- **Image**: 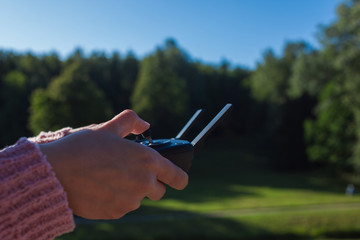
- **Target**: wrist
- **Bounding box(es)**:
[38,142,65,188]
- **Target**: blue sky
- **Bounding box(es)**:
[1,0,342,69]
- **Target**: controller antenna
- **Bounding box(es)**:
[141,129,153,144]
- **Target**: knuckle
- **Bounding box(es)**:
[127,200,141,212]
[141,154,159,170]
[108,211,125,220]
[170,172,189,190]
[126,172,154,195]
[121,109,137,121]
[109,197,142,218]
[153,186,166,201]
[144,183,154,195]
[104,204,126,219]
[132,180,150,195]
[182,174,189,189]
[141,176,157,193]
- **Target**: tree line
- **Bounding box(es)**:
[0,0,359,174]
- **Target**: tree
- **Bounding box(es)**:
[304,82,356,170]
[246,42,317,170]
[247,49,289,105]
[114,52,139,111]
[0,71,29,146]
[29,62,113,134]
[131,40,189,137]
[303,0,360,172]
[288,50,335,99]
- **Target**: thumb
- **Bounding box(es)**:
[101,109,150,137]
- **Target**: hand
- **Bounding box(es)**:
[39,110,188,220]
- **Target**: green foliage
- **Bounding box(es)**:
[118,52,139,110]
[0,40,251,146]
[246,41,317,170]
[242,0,360,173]
[0,71,29,145]
[319,0,360,69]
[2,71,27,91]
[29,62,113,134]
[195,61,254,135]
[19,53,61,89]
[304,82,356,169]
[131,40,190,136]
[247,49,289,104]
[312,0,360,172]
[288,51,335,98]
[249,42,313,105]
[3,0,360,175]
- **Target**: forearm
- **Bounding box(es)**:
[0,138,75,240]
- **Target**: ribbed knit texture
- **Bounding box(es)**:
[0,135,75,239]
[28,127,72,144]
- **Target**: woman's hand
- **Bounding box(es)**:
[39,110,188,220]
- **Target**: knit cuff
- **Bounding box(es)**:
[28,127,73,144]
[0,138,75,240]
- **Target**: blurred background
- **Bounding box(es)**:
[2,0,360,239]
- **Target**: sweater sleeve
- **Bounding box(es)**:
[0,138,75,240]
[28,127,73,144]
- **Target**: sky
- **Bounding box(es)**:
[1,0,342,69]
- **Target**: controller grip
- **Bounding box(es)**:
[156,148,193,172]
[146,139,194,172]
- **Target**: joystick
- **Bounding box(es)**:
[137,104,233,172]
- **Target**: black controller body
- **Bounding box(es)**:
[137,104,232,172]
[140,139,194,172]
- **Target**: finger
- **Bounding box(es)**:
[101,109,150,137]
[147,180,166,201]
[156,156,189,190]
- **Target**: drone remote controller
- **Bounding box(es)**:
[137,104,232,172]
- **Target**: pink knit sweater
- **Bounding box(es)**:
[0,128,75,240]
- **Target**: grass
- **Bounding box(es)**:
[60,209,360,240]
[57,136,360,240]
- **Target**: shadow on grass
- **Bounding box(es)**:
[59,206,360,240]
[61,212,270,240]
[161,135,350,204]
[61,212,293,240]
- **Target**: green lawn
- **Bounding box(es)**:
[58,137,360,240]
